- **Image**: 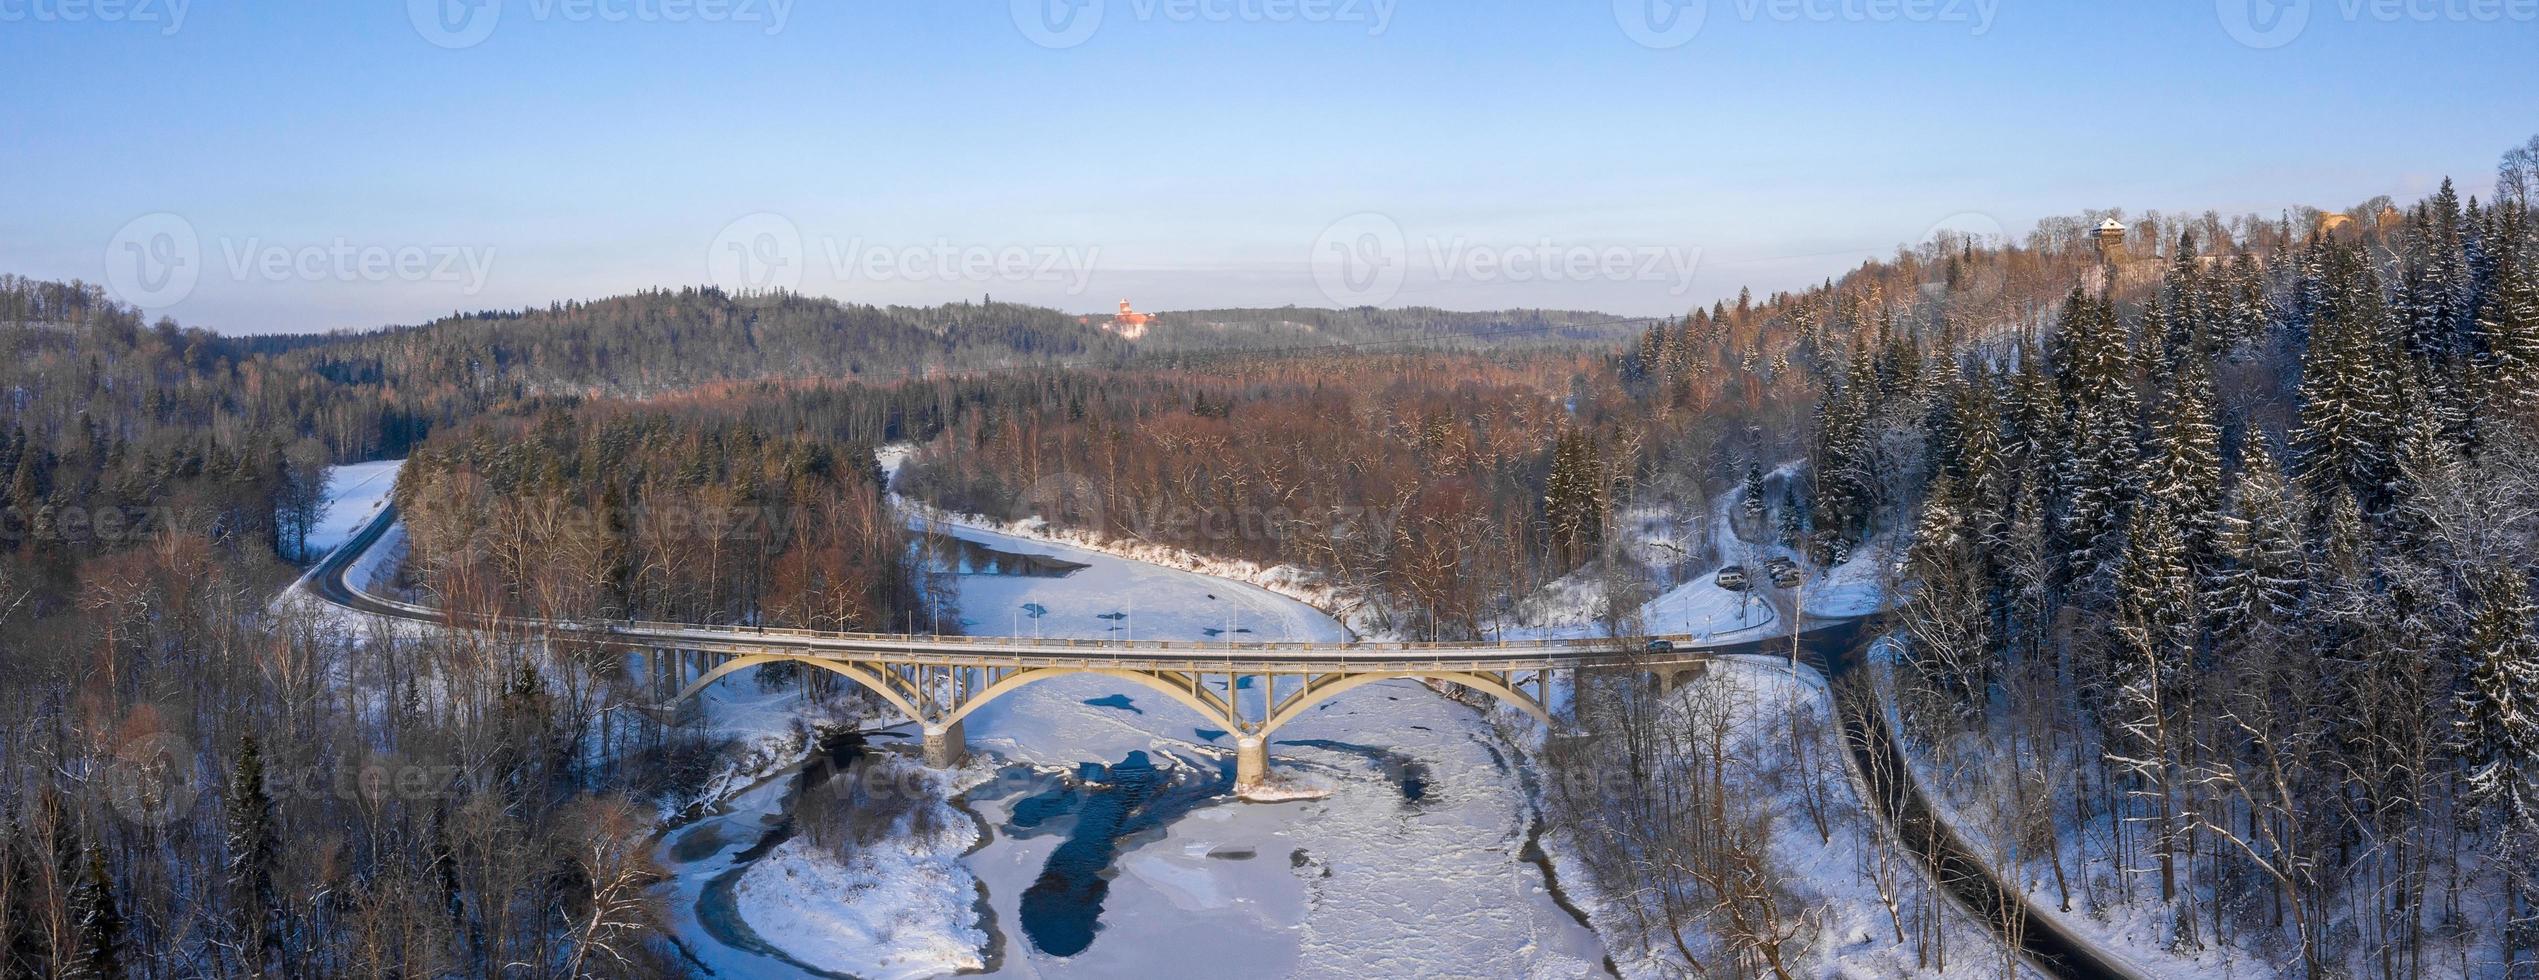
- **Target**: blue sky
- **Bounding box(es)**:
[3,0,2534,332]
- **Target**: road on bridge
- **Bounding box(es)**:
[300,501,2144,980]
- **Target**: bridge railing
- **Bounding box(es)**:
[320,503,1770,666]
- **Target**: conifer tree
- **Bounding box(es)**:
[2474,227,2539,432]
[2456,567,2539,832]
[2057,289,2140,581]
[66,846,118,980]
[2210,444,2306,648]
[2143,359,2223,578]
[1544,430,1604,565]
[225,735,281,968]
[2295,245,2403,508]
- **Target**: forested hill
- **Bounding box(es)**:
[1130,305,1643,352]
[279,287,1130,398]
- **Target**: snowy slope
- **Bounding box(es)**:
[297,459,403,561]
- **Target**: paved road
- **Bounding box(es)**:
[1818,630,2152,980]
[304,502,1851,672]
[306,501,2145,979]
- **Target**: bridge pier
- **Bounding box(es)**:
[923,719,967,769]
[1234,735,1269,793]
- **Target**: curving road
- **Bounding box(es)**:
[301,500,2144,979]
[303,502,1843,673]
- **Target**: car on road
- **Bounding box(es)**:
[1645,638,1676,654]
[1715,566,1750,590]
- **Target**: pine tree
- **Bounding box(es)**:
[2474,227,2539,433]
[1543,431,1603,565]
[1740,463,1767,525]
[2057,289,2140,581]
[2117,502,2198,691]
[224,735,281,968]
[2456,567,2539,833]
[2210,444,2306,649]
[2389,393,2464,550]
[1904,473,1992,722]
[65,846,118,980]
[0,807,49,979]
[2142,359,2223,578]
[2295,244,2403,509]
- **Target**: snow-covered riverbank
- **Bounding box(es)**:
[720,516,1608,977]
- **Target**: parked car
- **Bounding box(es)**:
[1715,566,1750,590]
[1765,556,1802,588]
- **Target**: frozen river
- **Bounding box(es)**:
[672,517,1610,978]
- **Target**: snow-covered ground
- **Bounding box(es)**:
[1551,654,2031,979]
[922,521,1350,646]
[731,755,988,980]
[716,516,1606,978]
[298,459,402,561]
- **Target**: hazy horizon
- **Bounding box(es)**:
[6,1,2535,333]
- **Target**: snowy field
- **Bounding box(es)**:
[297,459,402,561]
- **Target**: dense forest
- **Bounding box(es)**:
[3,133,2537,977]
[1533,175,2539,975]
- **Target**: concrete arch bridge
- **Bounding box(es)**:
[305,505,1760,792]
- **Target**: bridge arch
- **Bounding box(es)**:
[1260,670,1551,737]
[667,653,928,725]
[939,667,1238,732]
